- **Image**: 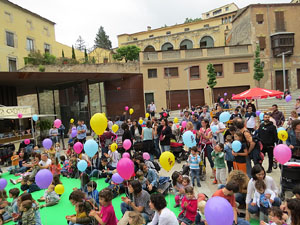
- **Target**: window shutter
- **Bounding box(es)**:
[258,37,266,50]
[190,66,199,78]
[256,14,264,24]
[275,11,285,32]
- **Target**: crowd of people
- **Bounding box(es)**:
[0,98,300,225]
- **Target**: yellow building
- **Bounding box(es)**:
[291,0,300,3]
[88,47,115,64]
[0,0,84,72]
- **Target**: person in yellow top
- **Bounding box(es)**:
[66,202,89,223]
[9,151,19,173]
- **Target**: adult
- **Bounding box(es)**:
[150,102,156,118]
[39,153,52,169]
[210,115,225,144]
[131,120,142,143]
[215,106,223,120]
[199,107,211,122]
[58,123,66,150]
[212,180,250,225]
[257,114,278,173]
[49,125,59,144]
[245,165,281,221]
[120,180,154,223]
[120,111,127,122]
[181,111,192,124]
[244,106,256,133]
[152,117,161,159]
[142,121,154,160]
[284,88,290,99]
[148,193,178,225]
[286,198,300,225]
[230,108,242,121]
[224,99,232,109]
[295,98,300,116]
[156,118,172,152]
[286,119,300,159]
[99,128,116,157]
[288,111,299,129]
[224,125,236,141]
[191,114,201,131]
[77,120,87,144]
[270,104,285,127]
[140,163,158,194]
[246,100,256,113]
[107,117,113,132]
[121,122,133,155]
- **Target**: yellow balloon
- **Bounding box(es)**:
[129,108,134,115]
[278,130,288,141]
[90,113,108,135]
[145,113,150,118]
[174,117,178,124]
[112,124,119,133]
[110,143,118,152]
[139,119,143,125]
[159,151,175,172]
[55,184,64,195]
[70,118,74,123]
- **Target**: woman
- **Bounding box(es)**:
[99,128,116,157]
[156,118,172,152]
[286,198,300,225]
[142,121,154,160]
[288,111,300,130]
[245,165,281,221]
[49,125,58,144]
[148,193,178,225]
[130,120,142,143]
[295,98,300,116]
[286,119,300,158]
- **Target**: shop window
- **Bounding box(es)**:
[190,66,200,79]
[214,64,223,77]
[6,31,14,47]
[164,67,178,77]
[148,69,157,78]
[234,63,249,73]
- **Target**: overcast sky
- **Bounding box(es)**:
[10,0,290,48]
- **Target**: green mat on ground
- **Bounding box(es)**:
[2,172,259,225]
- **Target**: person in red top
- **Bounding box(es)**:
[212,181,250,225]
[49,157,61,175]
[89,188,118,225]
[178,186,198,225]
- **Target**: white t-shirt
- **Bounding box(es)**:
[246,112,256,129]
[108,150,120,168]
[39,159,52,167]
[147,208,179,225]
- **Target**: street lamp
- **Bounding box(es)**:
[277,50,292,91]
[184,66,192,110]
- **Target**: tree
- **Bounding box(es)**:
[184,17,202,24]
[94,26,112,49]
[84,48,88,63]
[62,50,65,58]
[113,45,140,62]
[207,63,217,103]
[72,45,76,59]
[75,35,86,51]
[253,45,264,87]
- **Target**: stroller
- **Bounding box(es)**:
[170,141,187,163]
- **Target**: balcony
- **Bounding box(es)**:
[141,45,252,63]
[270,32,294,57]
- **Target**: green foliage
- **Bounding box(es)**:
[84,48,88,63]
[57,57,78,65]
[43,53,56,65]
[184,17,202,24]
[91,57,96,64]
[207,63,217,88]
[94,26,112,49]
[62,50,65,58]
[253,45,264,86]
[39,65,45,72]
[36,119,52,131]
[24,51,56,65]
[72,45,76,59]
[75,35,86,51]
[112,45,140,62]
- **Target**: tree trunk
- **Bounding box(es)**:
[211,88,214,105]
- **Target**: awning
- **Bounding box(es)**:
[232,87,283,100]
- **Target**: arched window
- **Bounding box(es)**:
[161,42,174,51]
[200,36,214,48]
[180,39,193,50]
[144,45,155,52]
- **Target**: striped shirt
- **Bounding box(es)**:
[188,154,201,170]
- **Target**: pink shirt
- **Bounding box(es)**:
[99,203,118,225]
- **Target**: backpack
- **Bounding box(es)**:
[244,130,263,164]
[151,160,161,172]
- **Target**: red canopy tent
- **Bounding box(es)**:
[232,87,283,100]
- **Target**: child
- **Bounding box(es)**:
[49,157,61,175]
[73,172,90,193]
[60,155,70,177]
[66,144,73,159]
[232,131,248,174]
[260,207,286,225]
[105,145,120,170]
[55,142,61,159]
[89,188,118,225]
[66,202,89,225]
[177,186,198,225]
[251,180,275,222]
[292,184,300,199]
[20,200,35,225]
[9,151,19,174]
[68,154,79,178]
[48,146,56,158]
[26,177,41,193]
[211,143,226,185]
[128,211,145,225]
[188,146,201,187]
[52,174,62,186]
[87,181,99,206]
[195,200,207,225]
[174,176,191,208]
[4,188,20,220]
[33,146,41,154]
[40,184,60,208]
[20,176,30,192]
[224,135,234,173]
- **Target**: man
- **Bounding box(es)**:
[245,106,256,133]
[58,123,66,150]
[77,120,87,144]
[258,114,278,173]
[212,181,250,225]
[149,102,156,117]
[215,105,223,120]
[230,108,242,121]
[181,110,192,123]
[191,114,201,131]
[211,115,226,144]
[39,153,52,169]
[270,104,285,127]
[200,107,211,122]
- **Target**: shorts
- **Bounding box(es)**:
[233,161,247,174]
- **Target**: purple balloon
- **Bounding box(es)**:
[0,179,7,190]
[256,110,261,116]
[35,169,53,189]
[72,127,77,131]
[285,95,292,102]
[224,92,227,96]
[204,196,234,225]
[112,173,124,184]
[71,129,77,138]
[42,138,52,149]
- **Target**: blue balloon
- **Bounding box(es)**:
[232,141,242,152]
[77,160,87,172]
[84,139,98,157]
[182,131,196,148]
[277,127,285,132]
[211,125,218,133]
[219,112,231,123]
[259,113,264,121]
[32,114,38,122]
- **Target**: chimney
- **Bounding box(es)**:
[147,26,151,31]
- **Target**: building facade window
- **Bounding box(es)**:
[234,63,249,73]
[225,7,229,11]
[133,37,138,40]
[190,66,200,79]
[144,45,155,52]
[200,36,214,48]
[275,11,285,32]
[44,43,51,53]
[166,31,171,35]
[214,64,223,77]
[204,24,209,28]
[8,58,17,72]
[26,38,34,51]
[164,67,178,77]
[6,31,14,47]
[5,11,13,22]
[224,17,228,23]
[180,39,193,50]
[184,28,190,32]
[161,42,174,51]
[149,34,154,38]
[256,14,264,24]
[229,16,232,22]
[213,9,222,16]
[148,69,157,78]
[258,37,266,50]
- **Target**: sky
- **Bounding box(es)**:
[10,0,290,49]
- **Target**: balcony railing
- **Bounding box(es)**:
[162,50,181,59]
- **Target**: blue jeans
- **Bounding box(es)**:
[69,222,83,225]
[154,138,161,158]
[190,169,200,186]
[248,197,281,214]
[120,203,149,223]
[246,156,252,178]
[205,145,214,169]
[235,192,246,206]
[2,212,11,221]
[236,217,250,225]
[161,145,170,152]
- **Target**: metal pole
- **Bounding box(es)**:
[282,53,286,91]
[186,68,191,109]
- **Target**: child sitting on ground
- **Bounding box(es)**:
[47,146,56,158]
[136,171,147,190]
[128,211,145,225]
[66,202,89,224]
[87,181,99,207]
[26,177,40,193]
[73,172,90,193]
[60,155,70,177]
[174,176,191,208]
[292,184,300,199]
[224,135,234,173]
[20,200,35,225]
[9,151,19,174]
[2,188,20,222]
[195,200,207,225]
[49,157,61,175]
[66,144,73,159]
[68,154,79,178]
[39,184,60,208]
[89,188,118,225]
[260,207,286,225]
[211,143,227,185]
[177,186,198,225]
[252,180,275,222]
[33,145,41,154]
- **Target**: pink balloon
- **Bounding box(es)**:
[125,106,129,111]
[122,152,130,158]
[117,158,134,180]
[24,139,30,145]
[220,98,224,102]
[123,139,131,151]
[74,142,83,154]
[274,144,292,164]
[163,112,167,117]
[143,152,150,160]
[54,119,62,129]
[182,121,187,128]
[178,104,181,108]
[192,111,195,115]
[232,94,235,97]
[17,113,23,119]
